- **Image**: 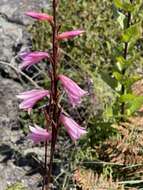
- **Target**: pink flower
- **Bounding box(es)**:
[25,11,53,23]
[16,89,50,112]
[19,51,50,70]
[28,125,51,143]
[60,114,87,141]
[59,75,88,107]
[56,30,85,40]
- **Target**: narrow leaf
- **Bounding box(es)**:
[121,23,142,43]
[100,72,117,90]
[113,71,122,81]
[127,96,143,115]
[120,94,136,103]
[117,11,126,29]
[113,0,135,12]
[116,56,132,71]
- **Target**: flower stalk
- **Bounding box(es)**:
[17,0,87,189]
[45,0,59,189]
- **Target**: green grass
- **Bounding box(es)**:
[6,183,26,190]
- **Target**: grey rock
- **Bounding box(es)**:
[0,0,51,189]
[0,0,50,78]
[0,78,45,189]
[0,77,23,128]
[0,16,25,79]
[0,0,50,25]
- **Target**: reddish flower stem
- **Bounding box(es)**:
[44,0,59,189]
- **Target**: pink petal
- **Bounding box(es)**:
[57,30,85,40]
[17,89,49,110]
[28,125,51,144]
[35,124,48,133]
[19,51,50,70]
[60,114,87,141]
[25,11,53,22]
[19,98,37,109]
[29,126,47,135]
[16,89,49,100]
[59,75,88,107]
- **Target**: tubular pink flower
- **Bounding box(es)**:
[60,114,87,141]
[28,125,51,143]
[59,75,88,107]
[16,89,50,111]
[56,30,85,40]
[19,51,50,70]
[25,11,53,22]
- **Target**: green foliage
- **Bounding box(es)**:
[121,23,142,43]
[6,183,26,190]
[119,93,143,115]
[113,71,123,82]
[88,119,117,146]
[114,0,141,12]
[127,95,143,115]
[116,11,126,29]
[116,56,132,71]
[109,0,143,120]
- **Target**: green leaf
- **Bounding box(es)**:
[121,23,142,43]
[117,11,125,29]
[113,0,123,9]
[113,8,125,29]
[113,0,135,12]
[119,94,143,115]
[116,56,132,71]
[120,93,136,103]
[113,71,123,81]
[105,105,113,118]
[125,75,142,88]
[100,72,117,90]
[127,96,143,115]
